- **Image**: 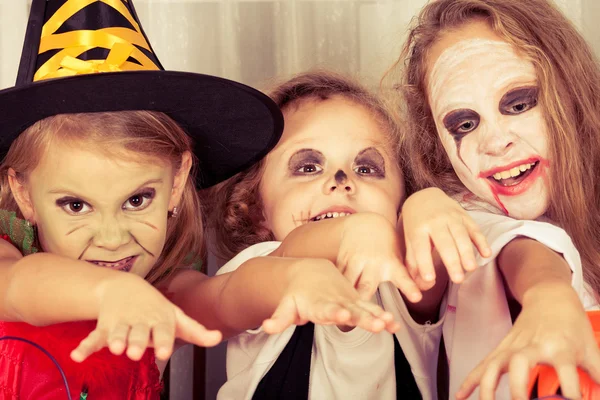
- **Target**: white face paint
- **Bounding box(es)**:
[428,37,550,220]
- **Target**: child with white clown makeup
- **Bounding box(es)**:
[208,70,493,400]
[387,0,600,399]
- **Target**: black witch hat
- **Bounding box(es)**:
[0,0,283,188]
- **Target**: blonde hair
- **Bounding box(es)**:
[209,70,404,260]
[385,0,600,297]
[0,111,204,284]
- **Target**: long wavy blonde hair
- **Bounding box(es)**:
[0,111,204,284]
[385,0,600,297]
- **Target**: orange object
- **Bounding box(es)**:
[528,311,600,399]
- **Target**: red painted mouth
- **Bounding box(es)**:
[480,158,547,197]
[87,256,137,272]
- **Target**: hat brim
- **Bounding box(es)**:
[0,70,283,188]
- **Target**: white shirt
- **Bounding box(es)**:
[443,210,599,399]
[216,241,443,400]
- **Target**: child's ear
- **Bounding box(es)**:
[7,168,35,222]
[168,151,193,211]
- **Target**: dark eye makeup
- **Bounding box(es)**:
[287,146,389,178]
[499,86,538,115]
[354,147,386,178]
[441,86,538,137]
[288,149,325,176]
[443,109,480,137]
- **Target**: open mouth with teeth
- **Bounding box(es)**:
[311,211,352,222]
[488,161,539,187]
[88,256,136,272]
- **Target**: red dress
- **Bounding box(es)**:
[0,321,162,399]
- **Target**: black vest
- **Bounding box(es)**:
[252,322,423,400]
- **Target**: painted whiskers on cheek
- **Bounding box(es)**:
[66,224,87,236]
[139,220,159,231]
[127,217,163,258]
[78,242,91,261]
[132,235,156,258]
[78,219,160,260]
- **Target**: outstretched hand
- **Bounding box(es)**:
[261,257,400,334]
[71,274,222,363]
[456,283,600,400]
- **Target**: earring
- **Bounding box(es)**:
[25,220,31,228]
[171,207,178,218]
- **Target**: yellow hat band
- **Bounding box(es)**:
[34,0,159,81]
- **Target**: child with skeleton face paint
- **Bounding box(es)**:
[208,70,492,400]
[388,0,600,399]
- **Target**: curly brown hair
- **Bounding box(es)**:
[384,0,600,297]
[208,70,404,260]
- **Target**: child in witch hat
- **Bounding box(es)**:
[0,1,397,399]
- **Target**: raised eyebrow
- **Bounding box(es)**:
[442,109,480,130]
[499,86,538,109]
[288,148,325,167]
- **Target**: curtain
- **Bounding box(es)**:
[0,0,28,89]
[132,0,427,90]
[2,0,599,90]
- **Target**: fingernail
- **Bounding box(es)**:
[424,273,434,281]
[453,273,464,282]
